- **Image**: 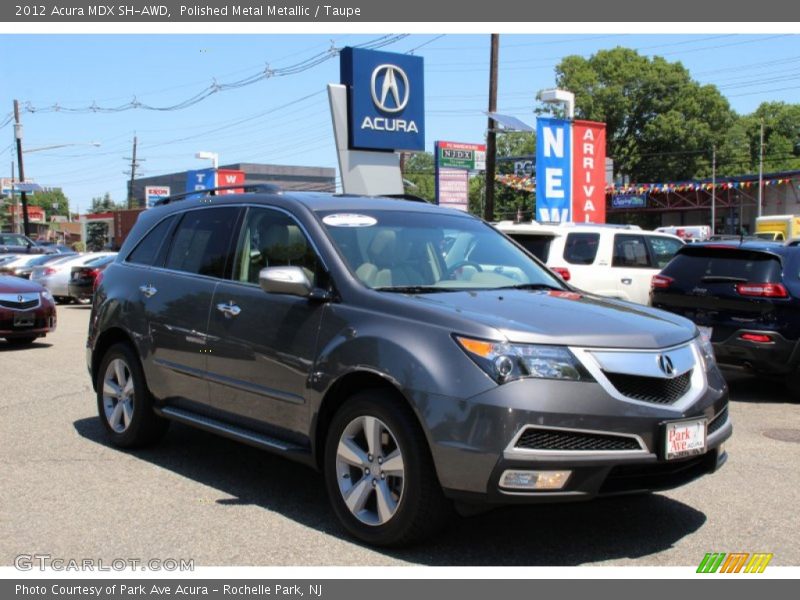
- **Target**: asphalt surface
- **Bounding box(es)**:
[2,305,799,567]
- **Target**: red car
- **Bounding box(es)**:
[0,275,57,346]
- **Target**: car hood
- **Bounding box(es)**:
[408,288,696,349]
[0,275,45,294]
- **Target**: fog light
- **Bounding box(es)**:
[500,469,571,490]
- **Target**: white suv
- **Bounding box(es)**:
[494,221,684,305]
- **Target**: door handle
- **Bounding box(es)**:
[139,284,157,298]
[621,278,632,285]
[216,302,242,318]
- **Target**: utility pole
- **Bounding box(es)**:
[13,100,31,237]
[484,33,499,222]
[711,146,716,235]
[124,135,143,209]
[757,119,765,219]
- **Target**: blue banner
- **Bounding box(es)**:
[535,117,571,223]
[340,47,425,152]
[185,168,216,199]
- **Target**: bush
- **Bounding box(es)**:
[71,241,86,252]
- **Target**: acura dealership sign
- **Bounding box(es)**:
[340,47,425,151]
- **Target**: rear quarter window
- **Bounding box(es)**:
[508,234,554,262]
[563,233,600,265]
[646,236,684,269]
[126,216,176,267]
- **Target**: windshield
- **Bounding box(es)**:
[319,209,564,291]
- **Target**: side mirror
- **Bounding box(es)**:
[259,266,313,297]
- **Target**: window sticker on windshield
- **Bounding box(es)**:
[322,214,377,228]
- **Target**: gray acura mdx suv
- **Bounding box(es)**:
[87,189,731,546]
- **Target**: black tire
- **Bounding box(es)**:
[324,389,452,547]
[96,342,169,448]
[54,296,70,305]
[5,336,38,346]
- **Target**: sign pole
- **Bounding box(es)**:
[13,100,31,237]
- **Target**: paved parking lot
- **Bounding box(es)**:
[2,305,799,566]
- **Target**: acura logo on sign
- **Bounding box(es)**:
[370,64,409,113]
[658,354,676,377]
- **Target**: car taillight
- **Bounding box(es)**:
[43,267,57,276]
[551,267,571,281]
[735,282,788,298]
[651,274,674,290]
[739,333,774,343]
[93,269,105,290]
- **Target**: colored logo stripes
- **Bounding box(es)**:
[697,552,773,573]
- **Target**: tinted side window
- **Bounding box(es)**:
[646,236,683,269]
[232,207,323,286]
[613,234,651,268]
[510,234,553,262]
[126,216,176,266]
[164,207,240,278]
[563,233,600,265]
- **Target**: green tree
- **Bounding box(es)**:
[402,152,435,202]
[88,192,122,214]
[720,103,800,175]
[86,221,109,251]
[27,188,70,217]
[550,47,736,182]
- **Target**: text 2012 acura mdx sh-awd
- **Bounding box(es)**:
[87,189,731,546]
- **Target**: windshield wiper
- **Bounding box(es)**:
[495,283,564,291]
[700,275,748,283]
[374,285,456,294]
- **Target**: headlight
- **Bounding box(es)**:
[455,336,594,384]
[697,334,716,370]
[41,290,53,301]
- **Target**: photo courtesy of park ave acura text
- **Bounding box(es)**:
[1,19,799,575]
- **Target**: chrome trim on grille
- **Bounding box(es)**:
[569,340,707,411]
[504,424,649,460]
[0,292,41,311]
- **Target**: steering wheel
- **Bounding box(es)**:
[446,261,484,279]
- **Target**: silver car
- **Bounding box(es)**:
[31,252,116,303]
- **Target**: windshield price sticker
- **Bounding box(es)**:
[323,214,378,228]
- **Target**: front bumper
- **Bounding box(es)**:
[0,305,57,338]
[417,362,730,504]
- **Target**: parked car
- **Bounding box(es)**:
[655,225,711,242]
[0,275,57,346]
[68,255,115,302]
[650,243,800,390]
[87,190,729,546]
[0,233,52,256]
[31,252,116,304]
[36,241,76,254]
[0,252,76,278]
[494,221,684,305]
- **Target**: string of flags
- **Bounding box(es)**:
[495,174,800,195]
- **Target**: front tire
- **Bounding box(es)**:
[324,390,452,546]
[96,342,168,448]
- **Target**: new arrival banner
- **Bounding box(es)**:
[571,120,607,224]
[535,117,571,223]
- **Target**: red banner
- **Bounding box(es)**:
[571,120,606,224]
[216,169,245,194]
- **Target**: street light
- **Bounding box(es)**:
[538,89,575,120]
[195,151,219,189]
[24,141,101,154]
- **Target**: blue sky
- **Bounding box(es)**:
[1,33,798,214]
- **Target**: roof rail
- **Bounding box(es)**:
[154,183,282,207]
[381,193,430,203]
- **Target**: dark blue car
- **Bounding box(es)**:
[651,241,800,391]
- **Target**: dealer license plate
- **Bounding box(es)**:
[13,313,35,328]
[665,418,707,460]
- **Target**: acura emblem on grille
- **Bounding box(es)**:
[17,295,24,303]
[657,354,676,377]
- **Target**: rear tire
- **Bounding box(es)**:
[96,342,169,448]
[324,389,452,547]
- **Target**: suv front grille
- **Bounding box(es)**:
[515,428,642,452]
[604,370,692,404]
